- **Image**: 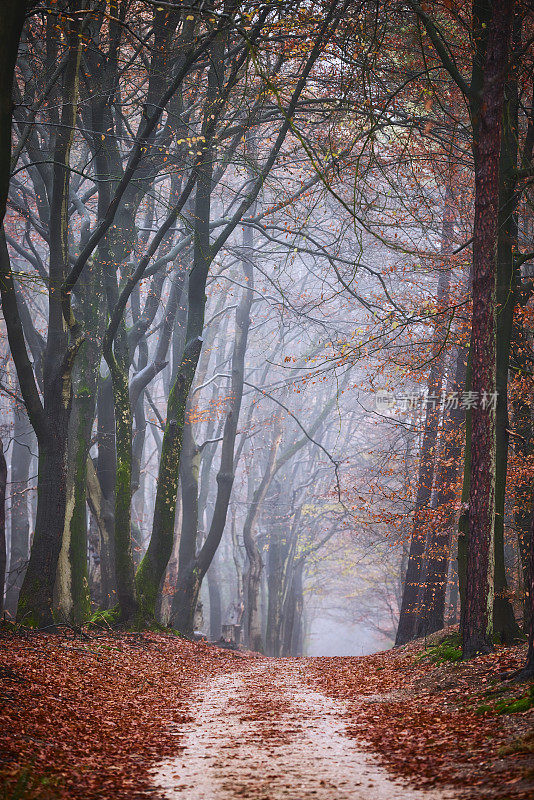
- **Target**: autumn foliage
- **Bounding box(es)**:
[0,631,245,799]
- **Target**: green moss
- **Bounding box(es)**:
[89,606,121,628]
[476,684,534,715]
[15,608,40,629]
[87,606,182,635]
[418,634,462,664]
[129,614,182,635]
[498,696,531,713]
[135,554,158,620]
[69,450,91,624]
[495,685,534,714]
[16,583,47,628]
[482,683,510,698]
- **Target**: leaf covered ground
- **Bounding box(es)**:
[0,630,532,799]
[307,635,534,800]
[0,631,244,799]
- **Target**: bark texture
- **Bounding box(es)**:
[463,0,513,659]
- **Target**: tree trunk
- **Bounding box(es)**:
[243,425,282,652]
[265,524,283,657]
[395,204,453,645]
[138,333,202,622]
[462,0,513,659]
[207,556,222,641]
[15,14,82,627]
[131,397,146,571]
[18,414,70,627]
[493,27,523,643]
[87,512,101,607]
[86,456,115,608]
[0,438,7,615]
[5,406,34,616]
[456,0,494,632]
[170,223,252,635]
[170,413,201,634]
[103,331,138,624]
[131,297,148,571]
[55,263,104,623]
[137,22,228,623]
[54,392,93,624]
[156,489,182,626]
[281,560,304,656]
[96,376,116,606]
[416,344,467,636]
[265,493,295,659]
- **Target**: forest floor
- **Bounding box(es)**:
[0,630,533,800]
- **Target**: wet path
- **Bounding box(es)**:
[153,660,454,800]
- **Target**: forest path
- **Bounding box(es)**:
[153,658,454,800]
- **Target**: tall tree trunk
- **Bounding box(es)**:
[55,391,93,624]
[170,410,201,633]
[0,438,7,615]
[230,507,244,615]
[281,560,304,657]
[137,23,228,622]
[168,321,228,633]
[413,0,496,641]
[95,378,116,607]
[265,509,284,658]
[243,424,283,652]
[87,512,101,607]
[207,555,222,641]
[131,386,147,569]
[131,292,148,570]
[417,344,467,636]
[5,406,34,615]
[55,262,104,623]
[16,17,82,626]
[103,324,138,624]
[171,270,252,632]
[492,23,523,643]
[174,145,259,643]
[19,418,70,626]
[462,0,513,659]
[454,0,494,630]
[457,340,473,629]
[395,200,453,645]
[138,203,210,623]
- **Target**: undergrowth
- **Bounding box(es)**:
[476,683,534,716]
[418,633,462,664]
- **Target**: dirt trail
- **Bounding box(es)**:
[153,659,455,800]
